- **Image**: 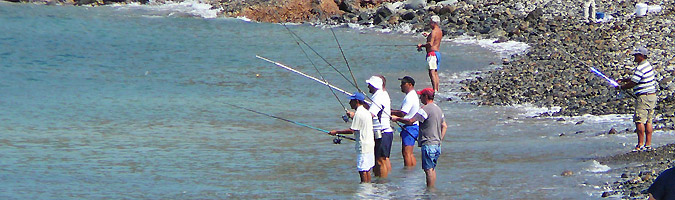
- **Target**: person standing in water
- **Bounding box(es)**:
[392,88,447,188]
[329,92,375,183]
[392,76,420,167]
[417,15,443,92]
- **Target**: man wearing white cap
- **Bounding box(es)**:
[417,15,443,92]
[365,75,394,178]
[617,46,658,152]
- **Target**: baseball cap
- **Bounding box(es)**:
[366,76,383,90]
[631,47,649,57]
[431,15,441,23]
[417,87,435,97]
[398,76,415,86]
[349,92,366,101]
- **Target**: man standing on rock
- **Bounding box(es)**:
[417,15,443,92]
[392,76,420,167]
[617,47,658,152]
[392,88,447,188]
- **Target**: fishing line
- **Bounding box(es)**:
[224,102,355,142]
[281,24,360,90]
[284,26,350,120]
[330,27,362,94]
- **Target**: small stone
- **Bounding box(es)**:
[575,120,584,125]
[561,170,573,176]
[621,173,628,178]
[608,128,618,135]
[557,118,565,122]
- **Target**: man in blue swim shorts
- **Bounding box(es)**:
[392,76,421,167]
[392,88,447,188]
[417,15,443,92]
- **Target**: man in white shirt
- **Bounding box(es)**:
[365,75,394,178]
[329,92,375,183]
[392,76,420,167]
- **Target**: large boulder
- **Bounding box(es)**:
[336,0,361,14]
[404,0,426,9]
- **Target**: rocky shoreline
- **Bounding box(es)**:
[4,0,675,198]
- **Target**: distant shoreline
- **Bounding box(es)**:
[5,0,675,198]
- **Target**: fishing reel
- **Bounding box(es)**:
[342,115,349,123]
[333,137,342,144]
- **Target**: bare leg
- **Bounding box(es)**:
[636,122,645,147]
[359,171,371,183]
[376,157,388,178]
[385,157,391,176]
[429,69,439,92]
[373,155,381,177]
[645,122,653,146]
[424,168,436,188]
[402,145,416,167]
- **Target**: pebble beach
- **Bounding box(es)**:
[5,0,675,198]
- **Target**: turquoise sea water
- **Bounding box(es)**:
[2,2,675,199]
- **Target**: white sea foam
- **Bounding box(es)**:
[112,0,220,19]
[586,160,611,173]
[451,35,530,58]
[508,103,561,117]
[236,16,252,22]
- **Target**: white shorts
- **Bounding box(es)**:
[356,152,375,172]
[427,56,438,70]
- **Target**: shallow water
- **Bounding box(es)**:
[1,2,674,199]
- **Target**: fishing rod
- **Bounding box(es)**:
[330,27,362,94]
[281,25,361,91]
[558,48,637,99]
[224,102,356,143]
[256,56,406,132]
[256,55,355,97]
[363,44,418,47]
[284,25,350,123]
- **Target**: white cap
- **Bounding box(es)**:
[631,47,649,57]
[366,76,383,90]
[431,15,441,23]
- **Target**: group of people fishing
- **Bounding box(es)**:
[329,75,446,187]
[326,15,447,187]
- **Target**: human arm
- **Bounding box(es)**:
[391,109,406,117]
[391,115,417,125]
[329,129,355,135]
[648,193,655,200]
[440,120,447,141]
[616,78,637,90]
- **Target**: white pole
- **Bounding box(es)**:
[256,55,353,96]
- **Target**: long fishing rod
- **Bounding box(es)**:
[327,28,405,135]
[558,48,637,99]
[363,44,418,47]
[330,27,362,94]
[256,55,354,97]
[281,25,360,91]
[224,102,355,142]
[256,56,405,131]
[285,25,350,118]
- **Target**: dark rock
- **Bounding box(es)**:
[401,11,416,21]
[338,0,360,14]
[608,128,618,135]
[525,7,543,23]
[575,120,584,125]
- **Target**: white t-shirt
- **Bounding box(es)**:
[351,105,375,154]
[368,90,393,134]
[401,90,420,125]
